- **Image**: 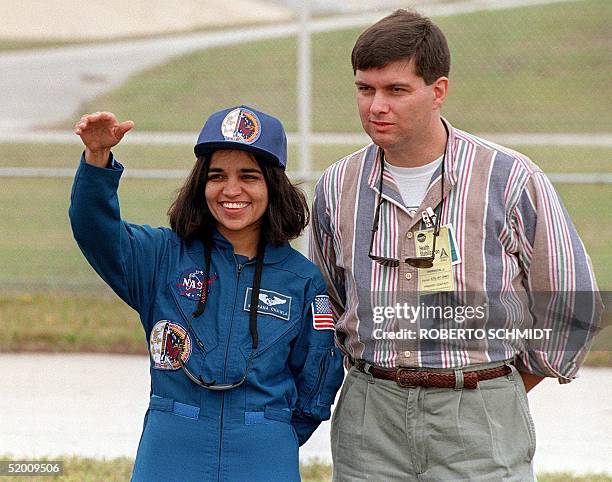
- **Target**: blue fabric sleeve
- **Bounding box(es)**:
[289,275,344,446]
[69,154,170,316]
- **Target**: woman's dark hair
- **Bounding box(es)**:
[168,153,309,245]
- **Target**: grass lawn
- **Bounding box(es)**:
[0,177,178,288]
[2,0,611,364]
[0,174,609,361]
[0,457,609,482]
[72,0,611,134]
[2,289,608,363]
[0,142,361,171]
[0,173,609,288]
[0,292,147,354]
[1,142,610,173]
[507,146,612,174]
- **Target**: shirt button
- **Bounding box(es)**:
[405,272,412,280]
[404,351,411,358]
[406,232,413,239]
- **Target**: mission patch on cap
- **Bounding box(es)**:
[221,107,261,144]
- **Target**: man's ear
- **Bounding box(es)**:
[432,77,449,109]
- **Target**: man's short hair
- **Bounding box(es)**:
[351,9,451,85]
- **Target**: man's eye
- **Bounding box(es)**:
[357,86,371,92]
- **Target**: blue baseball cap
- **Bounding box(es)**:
[194,105,287,169]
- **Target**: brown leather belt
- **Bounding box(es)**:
[352,359,512,389]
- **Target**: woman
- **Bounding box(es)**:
[70,106,344,481]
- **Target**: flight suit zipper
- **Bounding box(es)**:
[222,261,245,375]
[218,259,252,481]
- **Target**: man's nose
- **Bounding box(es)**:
[370,92,389,115]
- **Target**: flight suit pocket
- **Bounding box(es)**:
[168,281,219,355]
[149,395,200,420]
[304,348,344,410]
[238,313,299,359]
[134,407,211,481]
[244,406,293,425]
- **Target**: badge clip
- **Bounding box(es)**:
[421,209,433,229]
[426,207,437,224]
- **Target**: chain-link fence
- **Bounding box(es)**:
[0,0,610,292]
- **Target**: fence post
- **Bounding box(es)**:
[297,1,312,255]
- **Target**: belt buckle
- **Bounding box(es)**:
[396,368,418,388]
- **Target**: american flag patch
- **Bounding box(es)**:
[312,295,334,331]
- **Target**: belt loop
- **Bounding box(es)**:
[454,369,464,390]
[363,362,375,384]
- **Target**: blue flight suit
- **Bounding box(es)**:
[69,157,344,481]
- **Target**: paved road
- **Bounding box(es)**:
[1,353,610,475]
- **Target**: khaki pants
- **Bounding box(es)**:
[331,362,536,481]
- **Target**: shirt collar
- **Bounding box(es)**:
[367,116,459,195]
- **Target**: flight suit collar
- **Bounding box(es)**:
[185,228,292,266]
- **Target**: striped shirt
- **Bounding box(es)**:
[310,118,603,383]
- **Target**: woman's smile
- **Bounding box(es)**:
[205,149,268,250]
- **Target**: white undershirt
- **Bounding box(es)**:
[384,156,443,217]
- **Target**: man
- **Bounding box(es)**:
[310,9,602,481]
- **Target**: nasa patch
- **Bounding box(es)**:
[176,268,217,300]
[221,107,261,144]
[243,288,291,321]
[149,320,192,370]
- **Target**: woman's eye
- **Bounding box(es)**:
[207,174,223,181]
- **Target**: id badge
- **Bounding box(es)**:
[414,226,454,292]
[447,224,461,266]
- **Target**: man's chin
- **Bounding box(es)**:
[368,137,393,151]
[365,130,393,148]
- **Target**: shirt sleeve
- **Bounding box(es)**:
[309,177,346,319]
[288,277,344,446]
[511,171,604,383]
[69,153,169,316]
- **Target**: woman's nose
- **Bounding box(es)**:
[222,177,242,196]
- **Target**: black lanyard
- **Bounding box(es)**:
[180,239,265,390]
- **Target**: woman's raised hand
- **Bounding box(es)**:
[74,112,134,167]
